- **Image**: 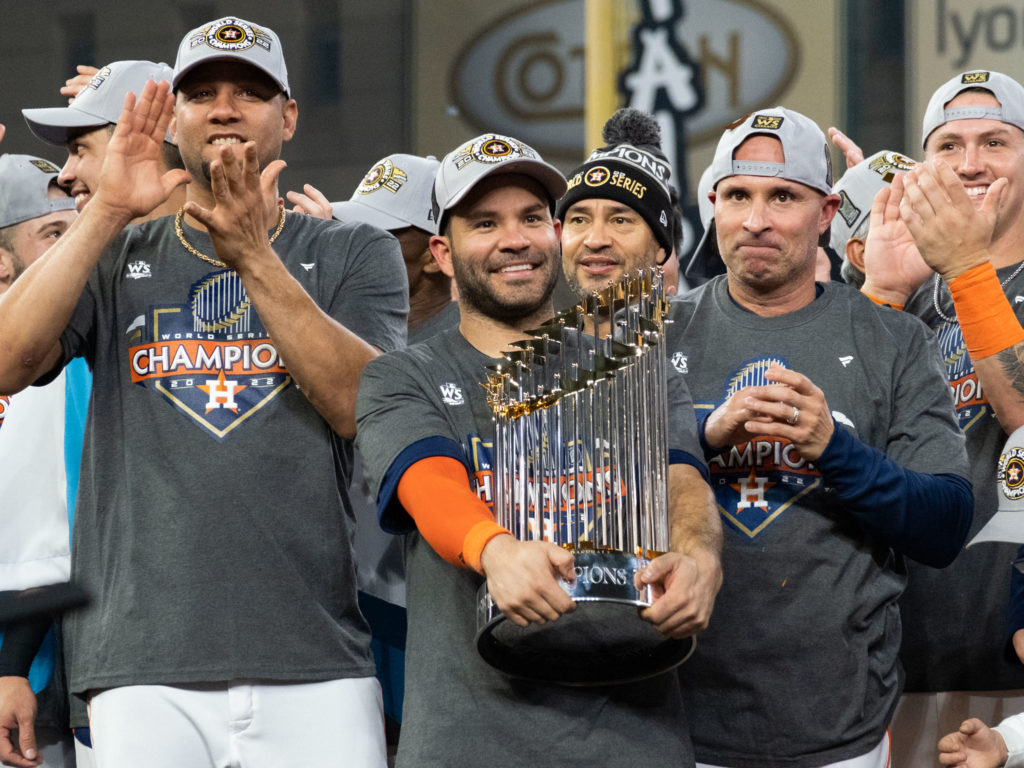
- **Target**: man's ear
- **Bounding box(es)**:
[281,100,298,142]
[420,246,442,275]
[846,237,866,273]
[0,249,15,293]
[429,234,455,279]
[819,193,841,235]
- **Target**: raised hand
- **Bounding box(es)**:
[861,173,934,303]
[900,159,1003,281]
[286,183,333,220]
[828,127,865,169]
[92,79,190,224]
[59,65,99,103]
[937,718,1008,768]
[182,141,286,271]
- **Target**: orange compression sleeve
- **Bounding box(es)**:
[862,292,904,311]
[949,263,1024,360]
[396,456,510,574]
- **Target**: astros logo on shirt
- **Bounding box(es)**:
[128,269,291,440]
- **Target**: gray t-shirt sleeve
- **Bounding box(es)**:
[355,347,465,530]
[883,309,968,477]
[320,222,408,354]
[666,360,705,475]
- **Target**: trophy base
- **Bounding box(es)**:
[475,550,695,686]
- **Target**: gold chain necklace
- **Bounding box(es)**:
[175,205,287,269]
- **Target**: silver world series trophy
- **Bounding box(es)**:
[477,268,694,685]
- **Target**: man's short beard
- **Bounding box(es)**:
[453,250,559,323]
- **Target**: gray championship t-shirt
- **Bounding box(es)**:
[667,277,967,768]
[900,266,1024,692]
[356,326,705,768]
[58,213,408,694]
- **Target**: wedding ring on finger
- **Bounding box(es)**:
[787,406,800,426]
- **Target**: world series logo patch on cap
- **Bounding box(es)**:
[752,114,784,130]
[453,134,534,171]
[191,18,272,53]
[868,151,915,184]
[358,159,407,195]
[962,71,991,84]
[999,445,1024,501]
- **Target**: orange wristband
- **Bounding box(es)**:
[949,263,1024,359]
[862,292,904,311]
[397,456,509,574]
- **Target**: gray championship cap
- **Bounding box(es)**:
[686,108,832,282]
[707,107,834,196]
[431,133,567,233]
[921,70,1024,149]
[0,154,76,228]
[969,425,1024,546]
[332,154,441,233]
[830,150,917,253]
[173,17,290,97]
[23,60,174,146]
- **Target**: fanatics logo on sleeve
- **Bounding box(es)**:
[440,382,465,406]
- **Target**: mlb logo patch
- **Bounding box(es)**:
[752,114,784,130]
